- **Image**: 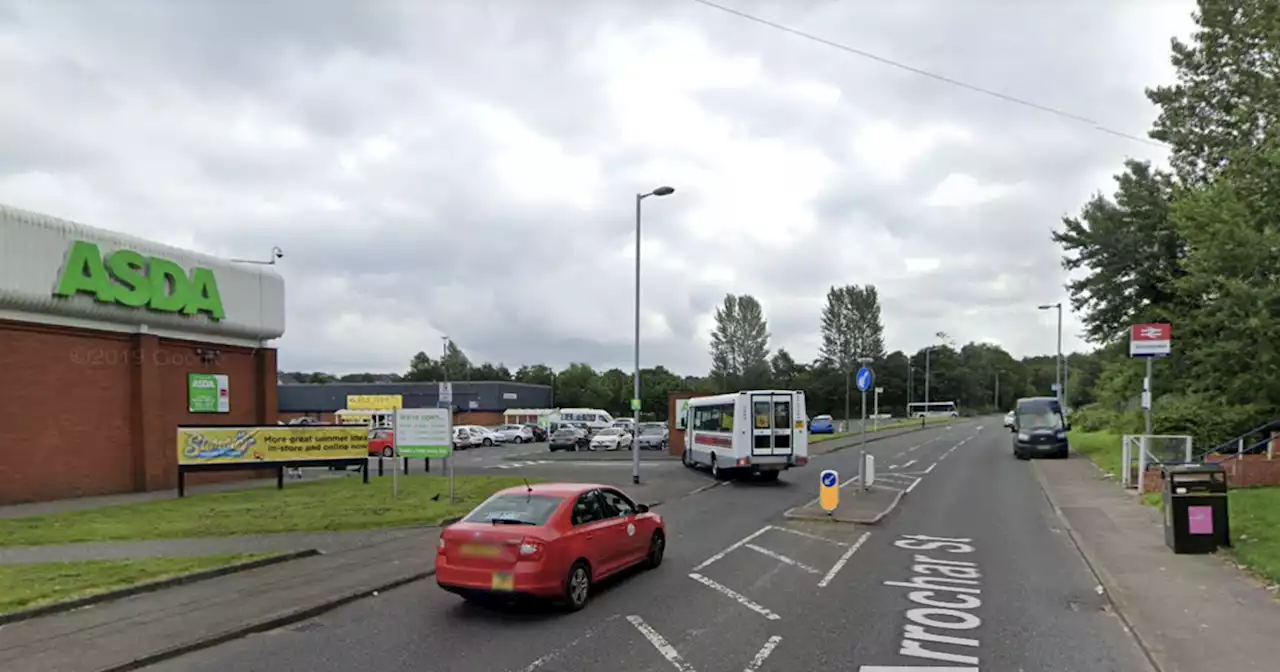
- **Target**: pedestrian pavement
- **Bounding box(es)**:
[1033,455,1280,672]
[0,529,442,672]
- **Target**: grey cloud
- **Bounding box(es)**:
[0,0,1193,375]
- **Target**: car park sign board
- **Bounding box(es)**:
[1129,323,1172,358]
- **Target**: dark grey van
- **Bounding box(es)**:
[1012,396,1069,459]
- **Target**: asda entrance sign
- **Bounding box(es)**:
[54,240,225,320]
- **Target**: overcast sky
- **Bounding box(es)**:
[0,0,1193,376]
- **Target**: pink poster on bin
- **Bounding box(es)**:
[1188,506,1213,535]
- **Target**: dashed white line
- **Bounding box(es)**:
[744,635,783,672]
[770,525,850,546]
[817,531,871,588]
[688,573,782,620]
[692,525,772,571]
[924,462,937,474]
[745,543,822,574]
[905,477,923,494]
[627,615,697,671]
[902,459,918,468]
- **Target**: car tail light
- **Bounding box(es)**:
[795,456,809,466]
[736,457,750,467]
[437,537,447,555]
[518,538,545,560]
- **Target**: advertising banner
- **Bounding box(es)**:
[188,373,230,413]
[177,426,367,465]
[346,394,403,410]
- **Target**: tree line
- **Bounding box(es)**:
[284,285,1089,421]
[1055,0,1280,448]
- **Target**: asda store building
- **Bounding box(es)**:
[0,204,285,504]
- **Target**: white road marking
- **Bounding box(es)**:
[692,525,772,571]
[858,667,978,671]
[817,531,871,588]
[745,543,822,574]
[902,459,918,468]
[770,525,849,546]
[924,462,936,474]
[908,445,919,451]
[906,477,923,494]
[687,573,782,620]
[744,635,783,672]
[888,463,899,469]
[627,615,697,672]
[512,614,621,672]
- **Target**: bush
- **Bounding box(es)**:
[1152,393,1268,449]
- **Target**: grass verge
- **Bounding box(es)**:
[0,475,537,547]
[1067,430,1124,477]
[810,417,951,444]
[1140,488,1280,585]
[0,553,272,615]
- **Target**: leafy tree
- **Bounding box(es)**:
[514,364,555,386]
[708,294,771,388]
[1146,0,1280,184]
[1053,160,1184,343]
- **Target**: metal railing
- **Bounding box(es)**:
[1197,419,1280,459]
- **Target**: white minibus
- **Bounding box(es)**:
[680,390,809,481]
[548,408,614,434]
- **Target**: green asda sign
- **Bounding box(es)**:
[54,240,225,320]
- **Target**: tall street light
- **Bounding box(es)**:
[923,331,948,413]
[633,185,676,485]
[1038,303,1063,407]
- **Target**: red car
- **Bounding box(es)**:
[368,428,394,457]
[436,482,665,610]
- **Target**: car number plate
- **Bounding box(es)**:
[491,572,514,592]
[460,544,500,558]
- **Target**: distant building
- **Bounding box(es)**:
[278,381,553,426]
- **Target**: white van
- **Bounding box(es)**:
[548,408,614,434]
[680,390,809,481]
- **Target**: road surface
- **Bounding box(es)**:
[144,420,1152,672]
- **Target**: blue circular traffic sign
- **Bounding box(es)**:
[821,471,837,487]
[856,366,874,392]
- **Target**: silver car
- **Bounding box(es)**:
[492,424,535,444]
[635,424,668,451]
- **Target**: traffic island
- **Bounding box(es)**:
[784,486,904,525]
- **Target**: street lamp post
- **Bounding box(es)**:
[633,185,675,485]
[1038,303,1063,408]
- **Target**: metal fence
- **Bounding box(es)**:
[1121,434,1193,492]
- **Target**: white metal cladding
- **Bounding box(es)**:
[0,204,285,342]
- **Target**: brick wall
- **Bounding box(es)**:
[1138,454,1280,493]
[0,320,277,505]
[667,391,699,457]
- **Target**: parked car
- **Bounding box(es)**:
[523,423,548,442]
[549,426,589,452]
[460,425,503,447]
[368,428,395,457]
[436,483,665,610]
[493,424,536,444]
[590,427,633,452]
[611,418,636,431]
[809,415,835,434]
[635,424,667,451]
[453,427,476,451]
[1003,411,1015,429]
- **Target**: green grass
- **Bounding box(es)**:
[0,553,273,615]
[0,475,538,547]
[1068,430,1125,477]
[1141,487,1280,585]
[810,417,952,443]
